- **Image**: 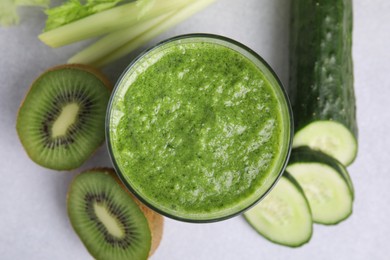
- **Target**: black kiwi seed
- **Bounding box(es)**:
[67,169,151,260]
[84,192,133,248]
[40,91,94,148]
[16,64,112,170]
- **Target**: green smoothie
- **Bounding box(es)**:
[108,35,292,221]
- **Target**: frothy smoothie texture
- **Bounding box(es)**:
[107,35,292,222]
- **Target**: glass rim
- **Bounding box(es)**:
[106,33,294,223]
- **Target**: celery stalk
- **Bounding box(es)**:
[39,0,195,48]
[93,0,217,67]
[68,11,174,65]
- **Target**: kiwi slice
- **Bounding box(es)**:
[16,64,111,170]
[67,168,154,260]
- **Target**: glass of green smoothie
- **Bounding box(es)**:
[107,34,293,222]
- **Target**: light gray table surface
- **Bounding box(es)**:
[1,0,389,259]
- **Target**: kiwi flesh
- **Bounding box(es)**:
[16,64,111,170]
[133,197,164,256]
[111,171,164,256]
[67,168,152,260]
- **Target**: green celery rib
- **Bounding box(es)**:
[38,0,195,48]
[93,0,217,67]
[68,12,174,64]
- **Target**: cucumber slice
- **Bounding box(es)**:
[244,173,312,247]
[287,147,354,225]
[293,121,357,166]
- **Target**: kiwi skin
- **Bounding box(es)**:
[16,64,112,170]
[68,168,164,257]
[108,168,164,256]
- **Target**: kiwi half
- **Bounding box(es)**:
[67,168,155,260]
[16,64,111,170]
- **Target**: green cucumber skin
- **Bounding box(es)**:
[289,0,357,137]
[288,146,354,200]
[244,172,313,248]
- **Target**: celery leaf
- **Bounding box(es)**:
[44,0,129,32]
[0,0,49,27]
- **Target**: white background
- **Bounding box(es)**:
[1,0,390,259]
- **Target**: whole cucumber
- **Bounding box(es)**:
[289,0,358,166]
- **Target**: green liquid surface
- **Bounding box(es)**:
[109,38,290,220]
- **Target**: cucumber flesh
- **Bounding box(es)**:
[287,157,353,225]
[293,121,357,166]
[244,174,312,247]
